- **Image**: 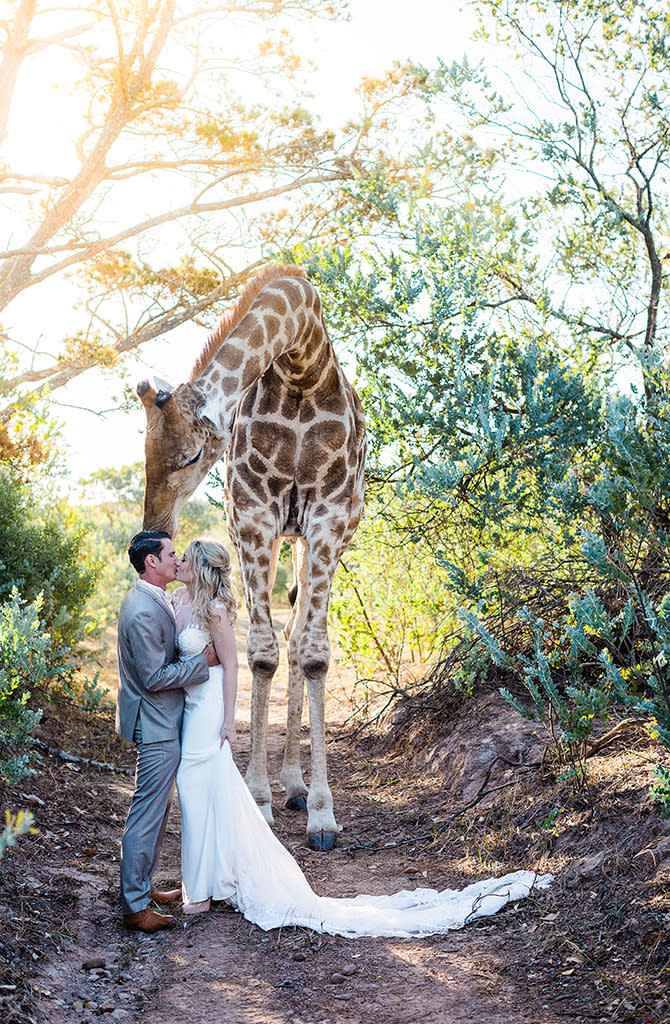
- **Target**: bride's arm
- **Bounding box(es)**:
[209,606,238,746]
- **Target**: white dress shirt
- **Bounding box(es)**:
[137,579,175,620]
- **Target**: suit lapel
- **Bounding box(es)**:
[135,583,175,626]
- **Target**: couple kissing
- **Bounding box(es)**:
[115,532,552,939]
[116,531,236,932]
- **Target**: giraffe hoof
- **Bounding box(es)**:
[286,795,308,812]
[307,830,338,852]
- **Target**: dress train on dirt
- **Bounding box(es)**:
[176,624,552,937]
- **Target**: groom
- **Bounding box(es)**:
[116,530,217,932]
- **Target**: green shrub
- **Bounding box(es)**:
[56,669,114,713]
[0,591,50,783]
[461,390,670,791]
[651,765,670,818]
[0,471,97,649]
[328,493,455,711]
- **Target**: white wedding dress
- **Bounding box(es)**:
[176,622,552,937]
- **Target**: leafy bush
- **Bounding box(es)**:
[0,470,97,649]
[461,389,670,787]
[651,766,670,818]
[329,492,455,713]
[55,669,114,713]
[0,591,50,784]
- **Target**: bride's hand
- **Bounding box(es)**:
[220,723,236,747]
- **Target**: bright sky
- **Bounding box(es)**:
[33,0,485,492]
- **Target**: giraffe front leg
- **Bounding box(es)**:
[296,518,356,850]
[235,525,281,826]
[281,649,308,811]
[281,539,308,812]
[301,630,338,850]
[298,527,341,850]
[245,621,279,825]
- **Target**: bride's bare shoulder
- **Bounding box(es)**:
[209,597,230,616]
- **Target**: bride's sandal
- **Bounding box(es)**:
[182,898,211,915]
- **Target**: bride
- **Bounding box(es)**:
[173,538,551,936]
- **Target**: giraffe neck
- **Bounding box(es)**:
[195,276,329,438]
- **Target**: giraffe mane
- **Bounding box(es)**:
[190,263,308,382]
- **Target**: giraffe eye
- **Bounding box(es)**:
[182,449,202,468]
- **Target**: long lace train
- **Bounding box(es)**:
[176,624,552,937]
[206,742,550,937]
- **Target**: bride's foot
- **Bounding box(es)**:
[182,898,211,915]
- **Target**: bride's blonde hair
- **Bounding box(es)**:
[186,539,237,628]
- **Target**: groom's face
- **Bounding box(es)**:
[150,538,179,586]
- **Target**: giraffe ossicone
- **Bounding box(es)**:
[138,264,366,850]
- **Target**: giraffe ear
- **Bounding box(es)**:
[188,383,224,437]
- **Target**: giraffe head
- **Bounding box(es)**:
[138,380,227,537]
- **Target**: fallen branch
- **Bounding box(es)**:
[585,718,647,758]
[33,739,133,776]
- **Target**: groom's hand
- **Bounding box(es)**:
[204,643,219,667]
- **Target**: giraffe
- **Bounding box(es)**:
[138,264,366,850]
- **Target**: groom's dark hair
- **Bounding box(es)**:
[128,531,171,574]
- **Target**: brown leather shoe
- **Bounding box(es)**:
[150,888,181,906]
[123,908,175,932]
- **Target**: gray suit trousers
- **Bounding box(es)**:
[120,721,181,915]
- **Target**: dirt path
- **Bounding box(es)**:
[9,609,667,1024]
[29,729,557,1024]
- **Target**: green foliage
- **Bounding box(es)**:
[0,463,104,812]
[452,638,492,697]
[650,765,670,818]
[0,338,59,473]
[0,809,37,860]
[329,492,455,710]
[459,383,670,791]
[0,470,97,649]
[56,669,114,714]
[537,806,563,836]
[0,592,49,783]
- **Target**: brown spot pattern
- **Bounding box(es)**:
[142,261,366,841]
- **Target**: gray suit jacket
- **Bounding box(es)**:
[116,583,209,743]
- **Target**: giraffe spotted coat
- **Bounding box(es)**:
[138,265,366,848]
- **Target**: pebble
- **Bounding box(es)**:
[82,957,106,971]
[98,1000,115,1013]
[330,972,347,984]
[341,964,356,976]
[293,951,307,962]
